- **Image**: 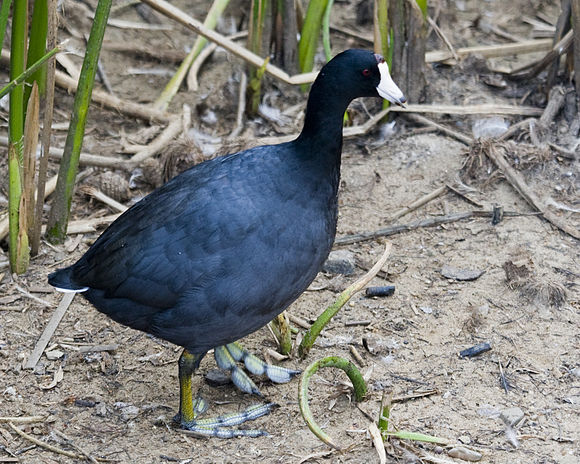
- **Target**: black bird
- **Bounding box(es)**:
[48,49,405,437]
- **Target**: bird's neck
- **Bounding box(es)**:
[295,72,353,165]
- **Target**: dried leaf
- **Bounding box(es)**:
[39,366,64,390]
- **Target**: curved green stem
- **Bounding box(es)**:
[298,356,367,450]
[299,242,392,357]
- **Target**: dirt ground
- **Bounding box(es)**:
[1,0,578,463]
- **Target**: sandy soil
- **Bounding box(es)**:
[1,0,578,463]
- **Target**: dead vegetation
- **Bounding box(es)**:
[0,0,579,463]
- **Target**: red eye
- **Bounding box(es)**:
[362,68,371,77]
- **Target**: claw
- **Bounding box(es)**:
[192,395,209,415]
[214,345,261,395]
[180,403,277,438]
[225,342,301,384]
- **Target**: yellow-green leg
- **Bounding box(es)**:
[177,350,207,423]
[176,349,275,438]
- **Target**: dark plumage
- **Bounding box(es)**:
[48,49,405,436]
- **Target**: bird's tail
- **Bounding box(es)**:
[48,267,89,293]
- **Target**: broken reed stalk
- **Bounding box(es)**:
[571,0,580,101]
[389,0,427,103]
[546,0,571,89]
[298,356,367,450]
[31,0,59,256]
[298,242,392,357]
[271,312,292,355]
[246,0,272,115]
[21,84,41,254]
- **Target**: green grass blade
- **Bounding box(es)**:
[0,45,60,100]
[415,0,428,19]
[26,0,48,97]
[8,0,27,273]
[321,0,334,61]
[46,0,112,243]
[0,0,13,51]
[298,0,329,73]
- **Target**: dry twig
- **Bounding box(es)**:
[8,422,107,462]
[80,186,128,213]
[24,293,75,369]
[335,210,532,246]
[387,185,448,223]
[483,143,579,239]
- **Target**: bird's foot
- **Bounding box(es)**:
[213,343,301,395]
[179,402,277,438]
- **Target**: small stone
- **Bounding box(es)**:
[477,405,500,418]
[570,367,580,378]
[205,368,232,387]
[33,361,47,375]
[95,402,108,417]
[45,350,65,360]
[322,250,356,275]
[459,342,492,358]
[458,435,472,444]
[500,407,525,427]
[74,398,96,408]
[448,446,482,462]
[419,306,433,314]
[115,402,140,422]
[475,304,489,317]
[3,386,17,401]
[441,265,484,281]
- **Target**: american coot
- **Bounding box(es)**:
[48,49,405,437]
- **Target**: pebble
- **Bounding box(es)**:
[459,342,492,358]
[114,402,141,421]
[448,446,482,462]
[45,349,65,360]
[500,407,525,427]
[441,264,484,281]
[95,402,108,417]
[458,434,472,444]
[205,368,232,387]
[475,304,489,317]
[322,250,356,275]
